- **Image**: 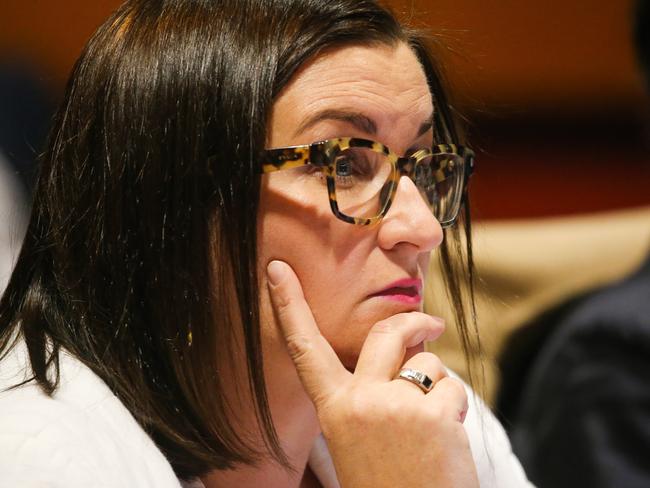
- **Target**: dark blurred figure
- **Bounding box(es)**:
[497,2,650,486]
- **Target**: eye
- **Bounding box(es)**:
[336,157,352,177]
[334,149,374,179]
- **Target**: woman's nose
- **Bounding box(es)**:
[376,175,443,253]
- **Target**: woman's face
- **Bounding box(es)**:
[258,42,443,369]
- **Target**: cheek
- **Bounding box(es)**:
[257,178,332,276]
[257,182,376,368]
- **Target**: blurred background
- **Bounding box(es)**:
[1,0,649,218]
[2,0,650,401]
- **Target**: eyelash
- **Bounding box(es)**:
[303,162,355,188]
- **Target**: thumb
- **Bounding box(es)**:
[267,260,348,406]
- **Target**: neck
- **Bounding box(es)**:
[202,353,321,488]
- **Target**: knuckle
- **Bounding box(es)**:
[428,355,446,375]
[371,320,395,332]
[283,332,312,363]
[369,319,396,335]
[383,397,408,422]
[422,314,446,337]
[410,351,439,366]
[272,289,294,313]
[406,311,438,327]
[405,352,446,378]
[444,377,468,398]
[369,313,443,341]
[428,354,445,373]
[346,393,369,423]
[433,316,446,333]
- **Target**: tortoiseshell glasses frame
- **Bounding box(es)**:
[260,137,474,227]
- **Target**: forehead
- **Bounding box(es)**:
[269,42,433,147]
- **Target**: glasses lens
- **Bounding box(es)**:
[415,153,466,225]
[332,147,394,220]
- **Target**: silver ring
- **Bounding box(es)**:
[396,368,434,393]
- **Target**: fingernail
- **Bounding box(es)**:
[267,260,286,286]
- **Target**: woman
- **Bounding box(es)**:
[0,0,531,486]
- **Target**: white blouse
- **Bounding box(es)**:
[0,337,533,487]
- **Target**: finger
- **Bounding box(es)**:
[354,313,444,381]
[426,377,469,423]
[267,260,348,404]
[393,351,448,394]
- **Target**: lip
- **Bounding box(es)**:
[369,278,423,304]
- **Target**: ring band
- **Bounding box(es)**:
[396,368,434,393]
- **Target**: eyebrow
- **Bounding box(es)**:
[293,109,434,140]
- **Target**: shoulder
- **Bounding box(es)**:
[0,399,113,487]
[507,260,650,487]
[447,370,534,488]
[512,263,650,421]
[0,337,181,488]
[555,257,650,343]
[526,259,650,393]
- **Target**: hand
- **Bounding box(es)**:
[267,260,479,488]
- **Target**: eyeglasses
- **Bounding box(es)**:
[260,137,474,228]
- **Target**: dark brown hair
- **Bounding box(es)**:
[0,0,477,480]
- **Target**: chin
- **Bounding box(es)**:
[323,306,426,371]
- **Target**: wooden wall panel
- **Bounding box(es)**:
[0,1,121,87]
[1,0,646,114]
[389,0,646,114]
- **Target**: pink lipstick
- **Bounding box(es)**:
[370,278,423,304]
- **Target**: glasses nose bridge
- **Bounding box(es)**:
[392,155,430,210]
[396,156,417,181]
